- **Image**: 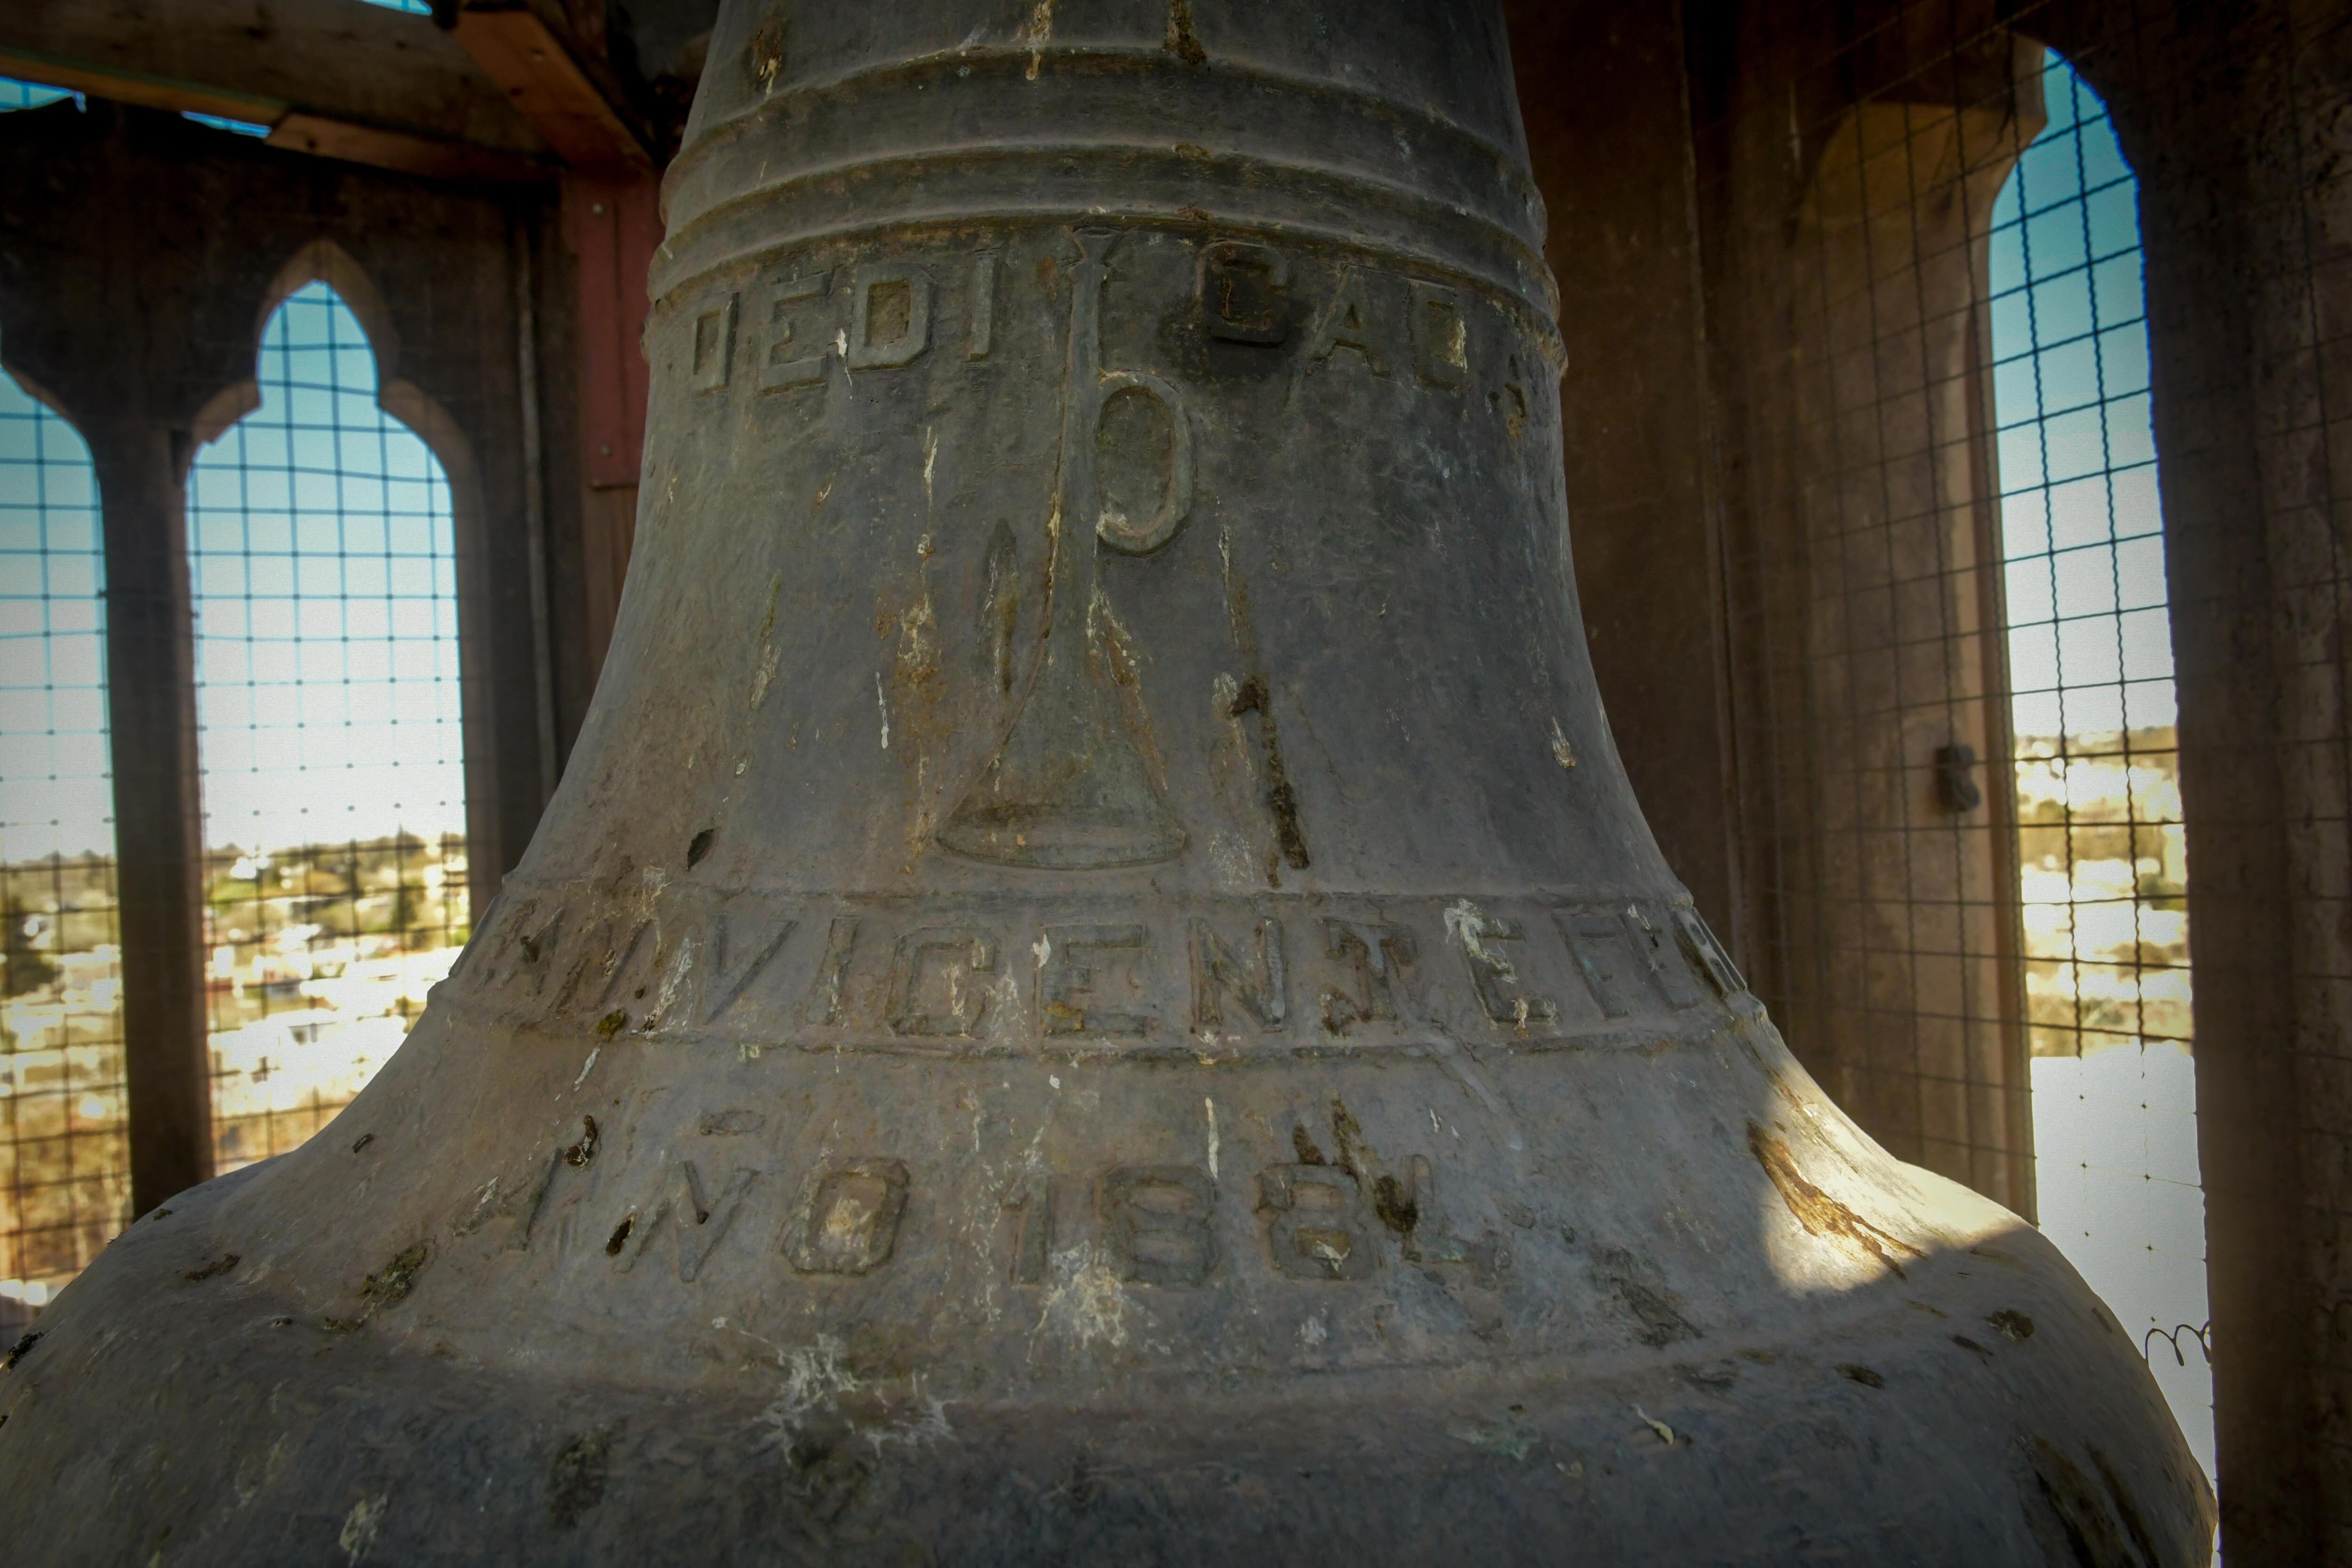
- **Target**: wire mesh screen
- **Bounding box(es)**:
[1693,8,2215,1492]
[188,281,469,1176]
[0,343,125,1325]
[1987,49,2210,1475]
[1719,18,2035,1211]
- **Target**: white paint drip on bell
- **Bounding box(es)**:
[1444,899,1515,981]
[755,1334,861,1446]
[633,865,670,923]
[861,1380,954,1457]
[1030,1244,1131,1355]
[876,673,891,749]
[1205,1097,1220,1179]
[644,938,694,1029]
[573,1048,599,1090]
[749,642,779,708]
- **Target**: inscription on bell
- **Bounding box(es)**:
[703,908,794,1022]
[786,1158,910,1275]
[691,295,736,391]
[1318,918,1415,1035]
[457,883,1744,1057]
[1559,910,1646,1019]
[614,1161,756,1284]
[845,261,931,369]
[1674,908,1746,999]
[967,252,998,359]
[888,929,997,1037]
[800,916,860,1026]
[1446,900,1557,1031]
[1305,267,1389,376]
[1190,916,1287,1032]
[1409,280,1469,389]
[1039,923,1153,1037]
[758,275,827,390]
[1200,240,1290,344]
[692,240,1485,429]
[1626,906,1702,1009]
[1258,1163,1373,1281]
[1101,1165,1215,1286]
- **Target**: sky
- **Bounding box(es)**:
[189,284,467,855]
[1990,56,2173,740]
[0,359,108,865]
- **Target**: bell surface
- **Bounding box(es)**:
[0,3,2212,1563]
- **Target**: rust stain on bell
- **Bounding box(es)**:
[0,2,2210,1562]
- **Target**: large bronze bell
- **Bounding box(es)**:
[0,2,2211,1561]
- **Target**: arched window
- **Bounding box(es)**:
[188,279,469,1174]
[0,347,124,1320]
[1989,51,2209,1474]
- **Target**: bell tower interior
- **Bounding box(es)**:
[0,0,2346,1560]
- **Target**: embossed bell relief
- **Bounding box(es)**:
[938,231,1193,868]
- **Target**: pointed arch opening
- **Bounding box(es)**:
[0,337,127,1318]
[1988,48,2210,1478]
[186,260,475,1176]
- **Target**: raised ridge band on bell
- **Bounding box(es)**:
[654,48,1555,321]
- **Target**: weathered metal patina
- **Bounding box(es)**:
[0,3,2211,1561]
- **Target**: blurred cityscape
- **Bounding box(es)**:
[2015,726,2190,1058]
[0,830,465,1320]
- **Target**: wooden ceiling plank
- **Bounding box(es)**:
[267,112,552,184]
[4,0,548,156]
[0,43,286,125]
[449,8,654,173]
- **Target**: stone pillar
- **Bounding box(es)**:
[87,419,214,1210]
[0,99,560,1209]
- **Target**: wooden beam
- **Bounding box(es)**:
[564,174,660,486]
[266,112,548,184]
[2,0,551,167]
[86,419,215,1214]
[0,42,551,183]
[0,42,284,125]
[450,7,654,172]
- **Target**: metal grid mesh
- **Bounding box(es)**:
[1735,17,2034,1210]
[0,336,126,1325]
[1987,48,2210,1473]
[1698,11,2213,1485]
[188,282,469,1176]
